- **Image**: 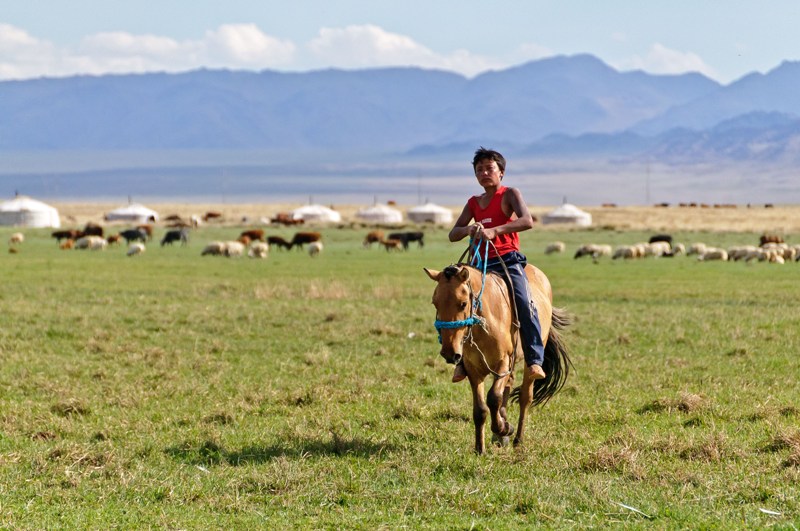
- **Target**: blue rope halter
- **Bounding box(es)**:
[433,239,490,343]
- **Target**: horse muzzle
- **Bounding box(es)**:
[440,349,462,365]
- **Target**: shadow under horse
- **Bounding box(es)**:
[425,263,571,454]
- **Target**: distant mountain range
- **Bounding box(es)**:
[2,54,800,204]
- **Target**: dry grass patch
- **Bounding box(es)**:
[639,392,708,414]
[581,444,643,478]
[679,432,737,462]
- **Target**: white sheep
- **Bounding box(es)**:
[223,241,245,258]
[645,241,671,257]
[201,241,227,256]
[308,241,323,257]
[728,245,757,261]
[698,248,728,261]
[574,243,611,260]
[9,232,24,245]
[544,241,566,254]
[75,235,107,251]
[248,241,269,258]
[687,242,707,256]
[126,242,146,256]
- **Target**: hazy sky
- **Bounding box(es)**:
[2,1,798,84]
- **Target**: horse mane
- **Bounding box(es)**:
[443,265,461,279]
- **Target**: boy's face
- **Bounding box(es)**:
[474,159,504,187]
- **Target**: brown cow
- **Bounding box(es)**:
[239,229,265,242]
[81,222,104,238]
[267,236,292,250]
[203,211,223,222]
[760,234,784,246]
[290,232,321,250]
[271,212,305,225]
[363,230,384,248]
[52,229,82,242]
[379,238,403,252]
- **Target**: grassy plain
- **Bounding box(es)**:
[1,208,799,528]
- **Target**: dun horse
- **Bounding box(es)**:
[425,263,571,454]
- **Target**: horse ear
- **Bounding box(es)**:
[456,267,470,282]
[423,268,440,281]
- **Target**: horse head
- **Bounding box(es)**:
[424,265,477,366]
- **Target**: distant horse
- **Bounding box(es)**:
[424,263,571,454]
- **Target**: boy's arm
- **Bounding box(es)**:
[448,203,476,242]
[479,188,534,240]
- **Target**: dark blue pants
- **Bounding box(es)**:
[485,251,545,367]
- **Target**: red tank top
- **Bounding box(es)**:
[467,186,519,259]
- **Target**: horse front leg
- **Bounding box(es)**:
[468,378,487,454]
[488,376,514,446]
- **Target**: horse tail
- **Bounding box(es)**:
[511,306,573,407]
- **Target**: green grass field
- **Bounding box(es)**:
[1,225,799,528]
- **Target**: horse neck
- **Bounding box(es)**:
[470,269,512,333]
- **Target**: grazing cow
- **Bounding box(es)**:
[106,234,122,246]
[308,241,323,257]
[267,236,292,250]
[161,228,189,246]
[648,234,673,248]
[239,229,265,242]
[379,238,403,252]
[290,232,322,250]
[544,241,566,255]
[248,241,269,258]
[363,230,385,248]
[81,222,104,238]
[203,211,223,222]
[52,229,82,243]
[760,234,784,246]
[119,228,148,244]
[271,212,304,225]
[201,242,227,256]
[387,231,424,250]
[126,242,146,256]
[8,232,24,245]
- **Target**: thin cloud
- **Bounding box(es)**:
[306,24,502,76]
[0,23,295,80]
[617,43,718,79]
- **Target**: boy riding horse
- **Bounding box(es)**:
[447,147,546,383]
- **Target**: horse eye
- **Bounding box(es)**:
[460,302,468,310]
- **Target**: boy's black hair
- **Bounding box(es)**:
[472,147,506,174]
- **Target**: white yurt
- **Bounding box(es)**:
[290,204,342,223]
[407,202,454,224]
[542,203,592,227]
[0,195,61,228]
[104,203,159,223]
[355,204,403,224]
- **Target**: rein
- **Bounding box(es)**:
[434,239,521,379]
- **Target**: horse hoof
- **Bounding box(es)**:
[491,433,511,447]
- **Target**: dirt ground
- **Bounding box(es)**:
[49,202,800,234]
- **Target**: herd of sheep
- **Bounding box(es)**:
[549,234,798,264]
